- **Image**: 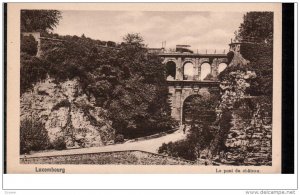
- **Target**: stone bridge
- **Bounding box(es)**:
[158,52,229,124]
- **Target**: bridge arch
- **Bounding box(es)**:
[181,93,216,125]
[182,94,201,124]
[179,88,211,124]
[218,62,228,74]
[200,62,212,81]
[183,61,194,80]
[166,61,176,80]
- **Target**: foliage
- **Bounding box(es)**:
[211,109,233,155]
[122,33,144,45]
[21,10,62,32]
[183,94,218,125]
[21,34,38,55]
[187,124,215,158]
[114,134,124,143]
[160,94,217,160]
[218,110,233,147]
[21,32,176,139]
[52,137,67,150]
[107,41,117,47]
[20,53,48,94]
[158,141,197,161]
[233,12,273,97]
[158,124,215,161]
[241,43,273,96]
[235,12,273,43]
[158,94,218,161]
[20,118,51,154]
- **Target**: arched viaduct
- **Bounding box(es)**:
[158,52,228,124]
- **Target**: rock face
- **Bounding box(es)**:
[219,70,257,110]
[21,77,115,148]
[223,97,272,165]
[217,49,272,165]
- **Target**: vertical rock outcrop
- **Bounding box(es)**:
[21,77,115,149]
[216,50,272,165]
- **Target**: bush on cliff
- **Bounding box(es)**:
[21,34,38,56]
[20,119,52,154]
[158,124,215,161]
[20,53,48,94]
[234,12,273,97]
[212,109,233,155]
[52,137,67,150]
[158,140,197,161]
[114,134,124,144]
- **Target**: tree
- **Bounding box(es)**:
[234,12,273,97]
[122,33,144,45]
[107,34,175,137]
[235,12,273,43]
[26,32,176,139]
[21,34,38,55]
[183,94,218,125]
[21,10,62,32]
[20,118,51,154]
[20,53,48,94]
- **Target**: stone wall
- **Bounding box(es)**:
[216,47,272,165]
[223,97,272,165]
[21,77,115,149]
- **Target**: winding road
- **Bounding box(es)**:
[21,130,187,158]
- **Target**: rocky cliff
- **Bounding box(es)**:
[21,77,115,149]
[217,50,272,165]
[224,96,272,165]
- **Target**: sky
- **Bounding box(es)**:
[53,10,246,54]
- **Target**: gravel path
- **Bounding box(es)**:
[21,130,186,158]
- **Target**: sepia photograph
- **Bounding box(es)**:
[5,3,283,174]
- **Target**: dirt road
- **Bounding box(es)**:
[22,130,186,158]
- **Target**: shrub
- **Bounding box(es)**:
[158,124,215,161]
[114,134,124,143]
[20,119,51,154]
[220,110,233,134]
[52,137,66,150]
[158,140,197,161]
[21,34,38,56]
[211,109,233,155]
[107,41,116,47]
[20,54,48,94]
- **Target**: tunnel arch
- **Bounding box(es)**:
[181,94,217,125]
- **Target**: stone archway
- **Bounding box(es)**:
[179,87,211,124]
[181,93,216,125]
[183,61,194,80]
[218,62,227,74]
[166,61,176,80]
[200,62,211,81]
[182,94,202,124]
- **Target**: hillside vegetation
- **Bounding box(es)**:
[20,32,176,154]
